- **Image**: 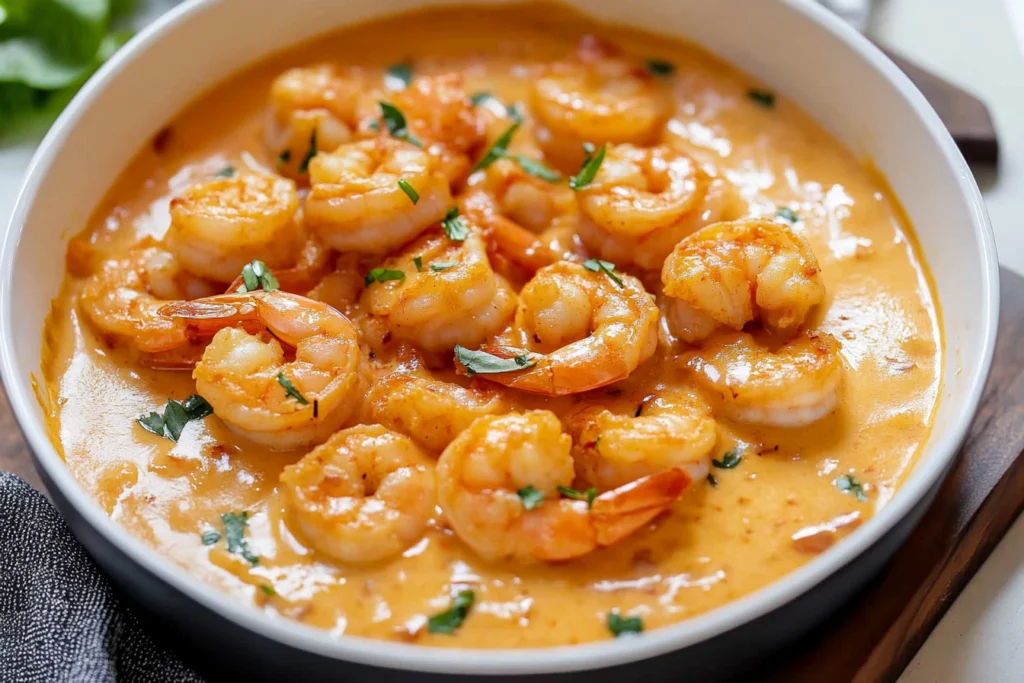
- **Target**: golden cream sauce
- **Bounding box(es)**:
[41,3,941,648]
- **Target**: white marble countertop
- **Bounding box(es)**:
[1,0,1022,679]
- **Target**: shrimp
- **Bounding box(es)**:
[361,228,516,358]
[166,171,303,284]
[159,291,365,450]
[565,389,717,489]
[456,261,658,395]
[304,136,452,254]
[380,73,483,184]
[684,330,843,428]
[531,36,670,166]
[458,189,561,274]
[279,425,436,564]
[661,219,826,344]
[79,243,218,354]
[366,371,509,453]
[436,410,691,563]
[224,235,334,296]
[576,144,741,270]
[266,64,365,179]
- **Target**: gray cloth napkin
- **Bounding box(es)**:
[0,472,204,683]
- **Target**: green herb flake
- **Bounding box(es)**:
[569,143,606,191]
[558,486,599,508]
[645,59,675,77]
[364,268,407,287]
[259,584,276,596]
[182,395,214,421]
[835,474,869,502]
[239,260,279,292]
[137,412,165,437]
[384,63,413,90]
[162,400,190,442]
[517,485,545,510]
[506,102,524,124]
[474,123,520,171]
[378,101,423,147]
[776,206,799,224]
[712,449,743,469]
[297,129,318,174]
[201,530,221,546]
[430,262,456,272]
[748,88,776,108]
[469,91,494,106]
[413,256,423,272]
[455,345,536,376]
[277,149,292,165]
[607,610,643,637]
[276,372,309,405]
[440,207,470,242]
[221,511,259,565]
[582,258,623,287]
[397,178,419,204]
[707,474,718,488]
[511,155,560,182]
[427,590,475,634]
[214,165,235,178]
[137,394,213,442]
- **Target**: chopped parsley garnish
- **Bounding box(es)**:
[137,395,213,442]
[413,256,423,272]
[506,102,525,124]
[558,486,598,508]
[748,89,776,108]
[474,123,520,171]
[364,268,407,286]
[221,511,259,565]
[378,101,423,147]
[214,165,235,178]
[569,142,606,190]
[297,129,318,174]
[607,610,643,637]
[427,590,475,634]
[835,474,869,502]
[707,474,719,488]
[239,260,279,292]
[645,59,675,77]
[430,262,456,272]
[200,529,221,546]
[471,122,557,180]
[259,584,276,596]
[517,485,545,510]
[276,372,309,405]
[454,344,536,376]
[397,178,419,204]
[582,258,623,287]
[440,207,470,242]
[384,63,413,90]
[277,149,291,165]
[712,449,743,469]
[469,91,494,106]
[776,206,799,224]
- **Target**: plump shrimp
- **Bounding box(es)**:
[304,136,452,254]
[662,219,826,344]
[376,73,483,184]
[366,372,509,453]
[531,36,670,166]
[159,291,365,449]
[565,389,717,489]
[361,228,516,358]
[279,425,436,563]
[576,144,740,269]
[459,189,561,275]
[78,243,218,354]
[684,331,843,428]
[457,261,658,395]
[266,65,365,179]
[165,172,303,284]
[436,410,691,563]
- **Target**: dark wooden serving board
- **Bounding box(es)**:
[2,269,1023,683]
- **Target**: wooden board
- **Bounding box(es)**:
[1,269,1022,682]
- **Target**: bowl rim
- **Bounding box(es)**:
[0,0,1000,675]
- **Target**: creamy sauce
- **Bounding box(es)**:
[40,3,941,648]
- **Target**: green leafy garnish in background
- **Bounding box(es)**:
[0,0,136,133]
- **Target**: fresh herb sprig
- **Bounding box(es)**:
[138,395,213,442]
[455,345,535,376]
[427,590,475,634]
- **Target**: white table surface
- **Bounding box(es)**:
[1,1,1022,680]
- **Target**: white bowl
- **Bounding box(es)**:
[0,0,998,679]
